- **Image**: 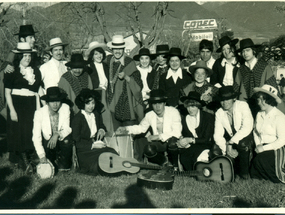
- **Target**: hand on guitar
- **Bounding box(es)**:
[226,144,238,158]
[116,127,129,135]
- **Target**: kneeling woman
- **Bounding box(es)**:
[251,85,285,183]
[178,91,215,171]
[71,89,117,175]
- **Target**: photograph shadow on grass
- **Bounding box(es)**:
[232,197,272,207]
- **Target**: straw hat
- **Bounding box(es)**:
[85,41,106,57]
[46,37,68,51]
[107,35,129,49]
[253,84,282,104]
[12,42,37,53]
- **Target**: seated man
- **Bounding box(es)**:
[32,87,73,171]
[117,89,182,168]
[212,86,254,179]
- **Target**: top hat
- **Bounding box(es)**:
[216,36,239,53]
[12,42,37,53]
[237,38,260,52]
[133,48,156,61]
[253,84,282,104]
[107,35,129,49]
[46,37,68,51]
[164,47,186,60]
[180,91,205,106]
[218,86,240,101]
[188,60,213,77]
[65,53,87,68]
[14,25,37,37]
[148,89,167,104]
[85,41,106,57]
[41,87,67,102]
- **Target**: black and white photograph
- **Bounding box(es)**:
[0,0,285,212]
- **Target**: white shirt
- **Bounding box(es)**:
[81,110,97,138]
[94,62,108,90]
[166,67,182,84]
[221,58,238,86]
[136,65,152,101]
[185,109,200,138]
[254,107,285,152]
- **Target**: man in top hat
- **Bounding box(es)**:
[236,38,278,117]
[0,25,38,119]
[32,86,73,171]
[250,84,285,183]
[190,39,216,82]
[147,44,169,90]
[105,35,144,132]
[117,89,182,168]
[40,37,69,91]
[213,86,254,179]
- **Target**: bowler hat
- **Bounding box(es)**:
[148,89,167,104]
[180,91,205,106]
[218,86,240,101]
[46,37,68,51]
[151,44,169,58]
[107,35,129,49]
[65,53,87,68]
[188,60,213,77]
[41,87,67,102]
[253,84,282,104]
[133,48,156,61]
[164,47,186,60]
[12,42,37,53]
[237,38,259,52]
[14,25,37,37]
[216,36,239,53]
[85,41,106,57]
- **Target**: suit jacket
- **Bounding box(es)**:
[181,110,214,147]
[87,62,109,89]
[159,68,192,107]
[210,58,239,87]
[214,100,253,154]
[127,106,182,142]
[32,103,72,159]
[71,110,106,153]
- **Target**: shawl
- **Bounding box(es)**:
[61,71,89,97]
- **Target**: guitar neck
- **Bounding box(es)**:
[131,162,162,170]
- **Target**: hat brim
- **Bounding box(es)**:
[189,64,213,77]
[65,61,87,68]
[164,54,186,60]
[12,49,37,53]
[216,38,239,53]
[46,43,69,51]
[85,43,106,57]
[237,44,261,53]
[253,87,282,104]
[133,54,156,61]
[180,95,205,106]
[148,98,167,104]
[107,41,129,49]
[218,92,240,101]
[41,94,67,102]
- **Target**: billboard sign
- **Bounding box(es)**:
[190,32,214,41]
[183,19,217,30]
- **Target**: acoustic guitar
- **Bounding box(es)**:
[175,156,234,183]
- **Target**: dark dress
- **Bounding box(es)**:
[159,68,192,107]
[71,110,117,175]
[86,62,109,90]
[179,110,214,171]
[4,67,42,153]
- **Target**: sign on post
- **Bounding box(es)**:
[183,19,217,30]
[190,32,214,41]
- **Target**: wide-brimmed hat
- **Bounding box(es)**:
[188,60,213,77]
[14,25,37,37]
[12,42,37,53]
[180,91,205,106]
[133,48,155,61]
[85,41,106,57]
[218,86,240,101]
[107,35,129,49]
[237,38,260,52]
[253,84,282,104]
[65,53,87,68]
[216,36,239,53]
[46,37,68,51]
[164,47,186,60]
[151,44,169,58]
[148,89,167,104]
[41,87,67,102]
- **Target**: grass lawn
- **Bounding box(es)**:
[0,138,284,210]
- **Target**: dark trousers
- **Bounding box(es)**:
[43,136,73,170]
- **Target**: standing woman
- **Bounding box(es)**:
[71,89,118,175]
[210,36,240,89]
[4,42,43,172]
[133,48,155,103]
[159,47,192,107]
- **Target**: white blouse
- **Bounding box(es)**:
[94,62,108,90]
[82,110,97,138]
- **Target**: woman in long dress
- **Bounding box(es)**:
[4,42,43,172]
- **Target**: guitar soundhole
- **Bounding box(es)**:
[203,168,211,177]
[122,161,131,168]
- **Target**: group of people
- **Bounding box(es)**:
[1,24,285,184]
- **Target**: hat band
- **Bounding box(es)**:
[150,97,166,101]
[112,42,125,46]
[220,92,236,98]
[17,48,32,52]
[50,42,63,47]
[47,94,62,100]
